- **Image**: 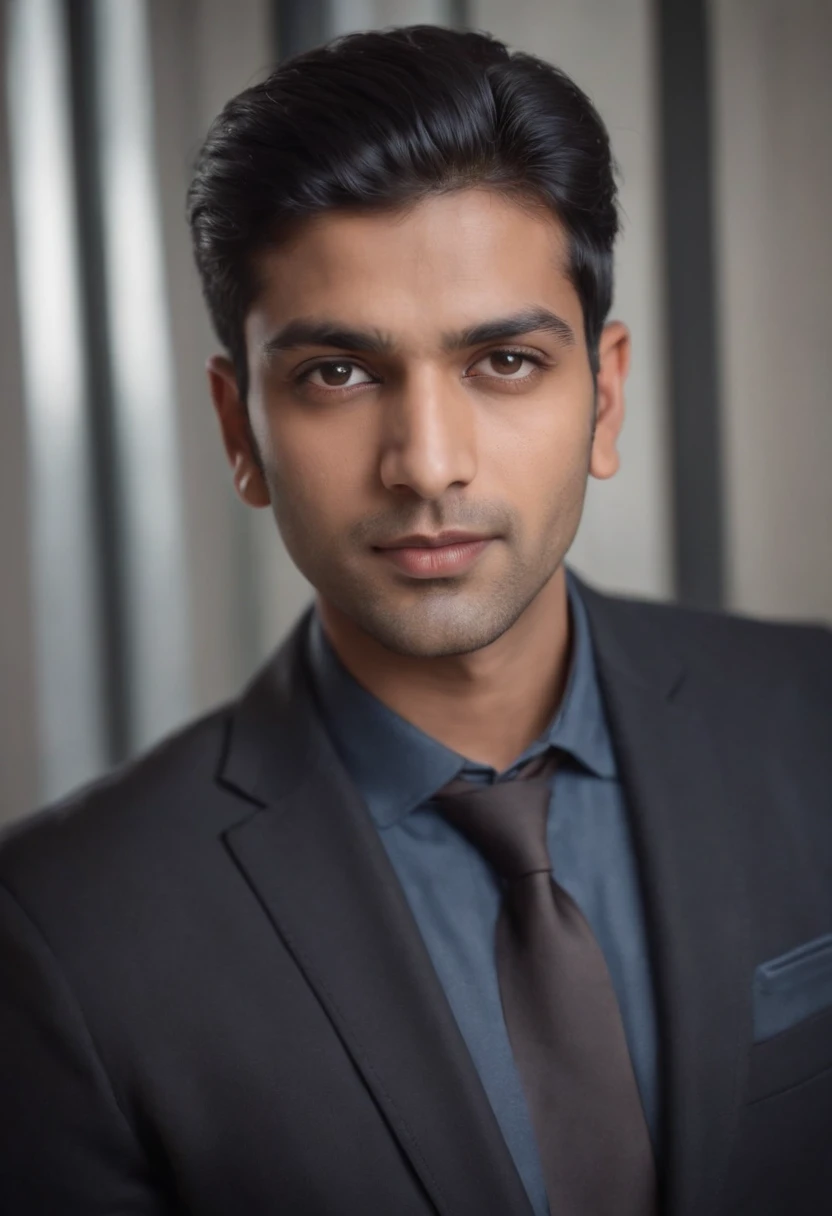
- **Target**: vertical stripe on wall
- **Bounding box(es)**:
[656,0,725,609]
[273,0,328,57]
[273,0,470,57]
[65,0,130,764]
[448,0,468,27]
[6,0,110,799]
[93,0,193,752]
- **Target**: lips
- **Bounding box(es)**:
[373,534,494,578]
[374,531,492,550]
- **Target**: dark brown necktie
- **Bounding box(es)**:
[434,752,657,1216]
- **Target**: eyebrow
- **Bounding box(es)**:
[261,306,576,358]
[448,307,576,351]
[262,320,393,357]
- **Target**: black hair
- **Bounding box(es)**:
[188,25,619,401]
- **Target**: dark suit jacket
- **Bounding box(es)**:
[1,580,831,1216]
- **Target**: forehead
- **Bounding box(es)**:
[246,189,581,348]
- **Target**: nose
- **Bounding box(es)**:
[378,367,477,500]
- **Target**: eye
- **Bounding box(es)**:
[302,360,375,389]
[467,350,542,380]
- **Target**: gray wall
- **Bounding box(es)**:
[0,8,38,818]
[711,0,832,623]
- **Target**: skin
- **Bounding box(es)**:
[209,188,629,770]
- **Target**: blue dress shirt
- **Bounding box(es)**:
[306,575,660,1216]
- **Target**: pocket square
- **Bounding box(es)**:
[753,932,832,1042]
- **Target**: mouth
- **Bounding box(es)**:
[372,532,495,578]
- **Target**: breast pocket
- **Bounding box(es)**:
[747,1000,832,1105]
[719,939,832,1215]
[753,932,832,1047]
[749,932,832,1103]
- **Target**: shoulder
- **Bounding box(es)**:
[613,591,827,659]
[0,703,237,907]
[575,575,832,701]
[0,613,316,927]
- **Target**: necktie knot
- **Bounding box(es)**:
[433,751,558,881]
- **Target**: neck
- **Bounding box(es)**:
[317,567,572,771]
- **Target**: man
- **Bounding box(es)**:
[1,24,830,1216]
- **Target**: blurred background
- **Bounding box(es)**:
[1,0,830,821]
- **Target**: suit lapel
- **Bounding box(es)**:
[579,582,753,1216]
[219,614,534,1216]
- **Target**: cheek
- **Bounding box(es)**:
[263,408,370,528]
[482,388,593,503]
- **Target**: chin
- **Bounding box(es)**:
[353,594,529,659]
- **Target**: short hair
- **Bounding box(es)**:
[187,24,619,401]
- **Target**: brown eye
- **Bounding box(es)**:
[318,361,354,386]
[468,350,540,380]
[304,361,374,389]
[489,351,525,375]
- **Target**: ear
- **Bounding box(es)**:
[589,320,630,481]
[207,354,271,508]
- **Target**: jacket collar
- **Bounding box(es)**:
[305,572,617,831]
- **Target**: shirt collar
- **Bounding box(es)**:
[306,570,617,830]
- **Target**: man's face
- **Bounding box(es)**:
[211,188,628,657]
